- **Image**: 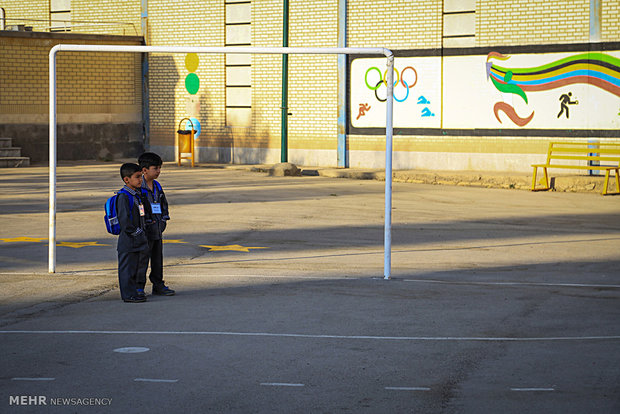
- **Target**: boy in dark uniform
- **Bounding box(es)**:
[137,152,175,297]
[117,163,149,303]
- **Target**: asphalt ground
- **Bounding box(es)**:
[0,162,619,413]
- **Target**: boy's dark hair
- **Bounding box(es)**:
[120,163,141,179]
[138,152,163,169]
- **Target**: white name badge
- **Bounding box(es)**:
[138,204,145,217]
[151,203,162,214]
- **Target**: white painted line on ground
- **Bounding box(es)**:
[165,274,356,280]
[511,387,555,392]
[2,330,619,342]
[404,279,620,289]
[11,377,55,381]
[385,387,430,391]
[113,347,150,353]
[0,271,359,281]
[134,378,178,383]
[260,382,304,387]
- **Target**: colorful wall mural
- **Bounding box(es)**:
[350,57,441,129]
[351,50,620,131]
[486,52,620,128]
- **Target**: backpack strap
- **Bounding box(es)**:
[118,188,135,217]
[153,180,162,198]
[141,180,162,199]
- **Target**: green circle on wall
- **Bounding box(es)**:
[185,73,200,95]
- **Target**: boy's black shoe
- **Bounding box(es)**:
[123,295,147,303]
[152,285,175,296]
[136,289,146,299]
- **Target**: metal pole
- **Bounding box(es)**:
[48,46,59,273]
[281,0,289,163]
[50,45,389,55]
[336,0,348,168]
[384,54,394,280]
[589,0,601,42]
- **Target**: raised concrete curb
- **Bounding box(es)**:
[239,163,616,195]
[37,161,614,195]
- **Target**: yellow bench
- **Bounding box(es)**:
[531,142,620,195]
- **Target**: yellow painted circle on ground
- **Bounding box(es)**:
[185,53,199,72]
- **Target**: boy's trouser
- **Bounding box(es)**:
[118,251,141,299]
[137,239,164,289]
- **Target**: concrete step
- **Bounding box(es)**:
[0,157,30,168]
[0,138,12,148]
[0,148,22,157]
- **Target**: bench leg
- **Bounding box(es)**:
[602,170,610,195]
[531,166,550,191]
[605,168,620,196]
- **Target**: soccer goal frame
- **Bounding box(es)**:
[48,44,396,278]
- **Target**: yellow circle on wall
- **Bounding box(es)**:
[185,53,199,72]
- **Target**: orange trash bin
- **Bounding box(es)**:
[177,118,196,167]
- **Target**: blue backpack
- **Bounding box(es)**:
[104,189,134,235]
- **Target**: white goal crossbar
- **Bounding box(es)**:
[48,45,395,279]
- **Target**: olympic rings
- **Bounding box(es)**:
[365,67,400,89]
[373,78,410,102]
[400,66,417,89]
[374,80,386,102]
[394,79,409,102]
[383,67,399,87]
[365,67,382,90]
[365,65,418,103]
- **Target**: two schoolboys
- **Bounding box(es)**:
[115,153,175,302]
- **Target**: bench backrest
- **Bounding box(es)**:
[546,142,620,165]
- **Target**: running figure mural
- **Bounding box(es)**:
[557,92,578,118]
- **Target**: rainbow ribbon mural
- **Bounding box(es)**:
[486,52,620,126]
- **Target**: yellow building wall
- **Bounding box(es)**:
[0,0,49,31]
[0,31,143,162]
[601,0,620,42]
[71,0,141,36]
[0,33,142,123]
[251,0,283,153]
[477,0,590,46]
[288,0,338,154]
[0,0,140,35]
[3,0,618,170]
[146,0,226,153]
[348,0,442,49]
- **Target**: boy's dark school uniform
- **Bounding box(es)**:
[138,179,170,291]
[116,185,149,300]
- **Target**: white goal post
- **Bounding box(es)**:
[48,45,396,278]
